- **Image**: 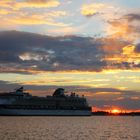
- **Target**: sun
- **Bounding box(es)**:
[111,109,121,114]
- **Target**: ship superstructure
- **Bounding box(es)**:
[0,87,91,116]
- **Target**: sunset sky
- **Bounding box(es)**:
[0,0,140,111]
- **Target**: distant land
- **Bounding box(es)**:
[92,111,140,116]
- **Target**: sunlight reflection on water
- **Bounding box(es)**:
[0,116,140,140]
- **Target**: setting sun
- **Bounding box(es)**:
[111,109,121,114]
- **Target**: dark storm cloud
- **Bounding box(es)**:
[0,30,106,73]
[0,80,21,91]
[135,43,140,53]
[0,30,139,73]
[124,13,140,21]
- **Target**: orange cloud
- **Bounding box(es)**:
[106,14,140,42]
[0,1,66,27]
[81,3,105,16]
[0,0,67,27]
[100,38,126,53]
[131,96,140,100]
[0,9,10,15]
[123,45,135,55]
[106,21,134,40]
[0,0,60,10]
[123,45,140,64]
[0,11,69,26]
[103,45,140,68]
[26,0,57,3]
[9,15,68,26]
[17,1,60,9]
[95,92,121,95]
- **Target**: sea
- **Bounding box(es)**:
[0,116,140,140]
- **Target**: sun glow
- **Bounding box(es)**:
[111,109,121,114]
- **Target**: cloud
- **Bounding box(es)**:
[0,9,10,15]
[0,0,68,27]
[0,0,60,10]
[100,11,140,69]
[0,31,104,73]
[9,14,68,26]
[103,44,140,67]
[135,43,140,53]
[124,13,140,21]
[0,0,67,27]
[0,30,140,74]
[81,3,105,17]
[80,3,119,19]
[106,12,140,42]
[26,0,57,3]
[0,9,69,27]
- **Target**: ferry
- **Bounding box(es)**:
[0,87,92,116]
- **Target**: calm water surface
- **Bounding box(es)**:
[0,116,140,140]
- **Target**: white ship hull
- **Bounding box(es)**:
[0,108,91,116]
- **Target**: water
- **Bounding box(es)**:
[0,116,140,140]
